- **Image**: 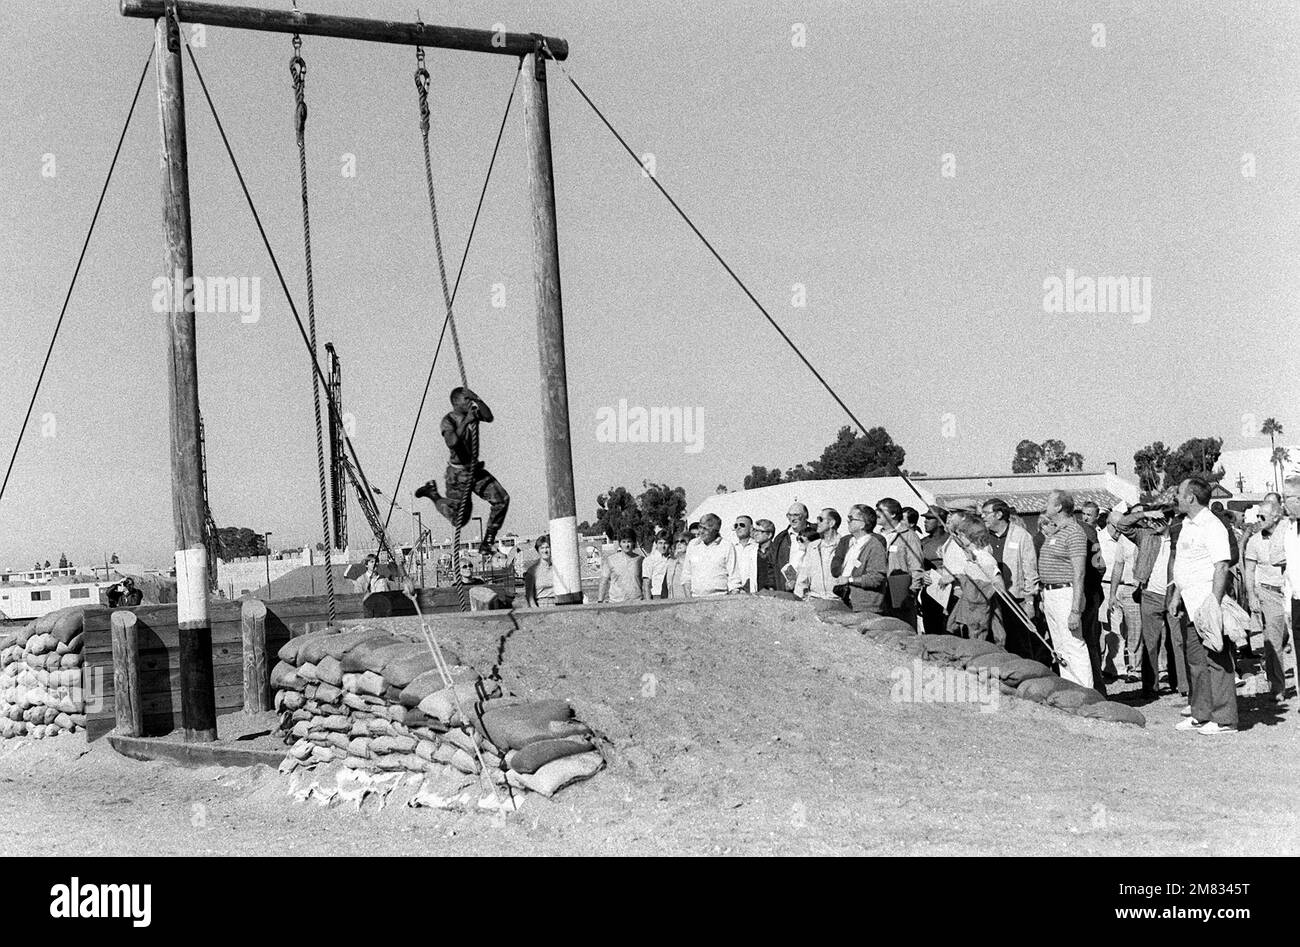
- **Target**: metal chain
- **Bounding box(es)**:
[415,44,475,609]
[290,34,337,624]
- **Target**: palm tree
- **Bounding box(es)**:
[1271,447,1290,493]
[1262,417,1284,491]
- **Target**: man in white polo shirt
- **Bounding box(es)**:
[730,515,760,594]
[1171,477,1236,734]
[683,513,740,598]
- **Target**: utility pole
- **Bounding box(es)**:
[524,40,582,604]
[155,3,217,742]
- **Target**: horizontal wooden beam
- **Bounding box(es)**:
[120,0,569,60]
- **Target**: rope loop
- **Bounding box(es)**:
[415,64,431,134]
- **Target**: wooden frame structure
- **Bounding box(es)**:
[119,0,582,742]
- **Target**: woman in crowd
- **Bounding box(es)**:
[642,530,682,599]
[523,534,556,607]
[925,511,1005,639]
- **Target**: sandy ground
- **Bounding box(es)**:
[0,596,1296,856]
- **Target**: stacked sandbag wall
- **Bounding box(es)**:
[826,612,1147,727]
[272,626,605,798]
[0,607,89,740]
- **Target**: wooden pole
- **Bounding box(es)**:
[156,6,218,742]
[523,46,582,606]
[120,0,568,59]
[240,598,270,712]
[110,611,143,737]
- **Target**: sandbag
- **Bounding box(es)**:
[270,661,303,690]
[1076,701,1147,727]
[349,642,416,675]
[382,652,443,689]
[1015,675,1077,703]
[998,658,1053,687]
[508,736,595,774]
[64,631,85,653]
[923,636,1002,661]
[315,656,344,687]
[314,682,342,705]
[59,653,81,670]
[319,626,389,660]
[16,621,36,647]
[418,682,481,725]
[1046,687,1105,710]
[278,636,312,665]
[341,671,385,697]
[511,750,604,797]
[49,608,86,645]
[860,616,917,634]
[478,700,575,751]
[318,714,351,732]
[298,662,320,682]
[447,748,479,774]
[963,651,1012,673]
[338,635,403,673]
[370,735,416,755]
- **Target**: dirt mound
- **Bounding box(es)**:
[0,596,1298,855]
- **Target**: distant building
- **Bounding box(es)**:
[1,565,78,584]
[1218,445,1300,496]
[914,469,1140,532]
[0,578,114,620]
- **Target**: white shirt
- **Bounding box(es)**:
[642,551,670,596]
[1173,507,1231,616]
[684,536,739,597]
[1283,519,1300,600]
[731,538,759,593]
[1149,536,1171,594]
[1097,527,1118,581]
[795,537,840,601]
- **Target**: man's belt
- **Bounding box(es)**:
[1042,581,1073,590]
[1261,583,1284,594]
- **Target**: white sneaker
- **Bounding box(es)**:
[1197,721,1236,735]
[1180,704,1193,717]
[1174,717,1205,731]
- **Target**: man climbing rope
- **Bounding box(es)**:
[415,386,509,556]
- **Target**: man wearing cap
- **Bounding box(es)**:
[1244,497,1290,703]
[980,498,1039,655]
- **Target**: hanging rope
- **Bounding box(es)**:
[415,40,477,610]
[289,33,338,624]
[382,57,522,536]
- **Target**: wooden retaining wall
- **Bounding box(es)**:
[82,586,504,742]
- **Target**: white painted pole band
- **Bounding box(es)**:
[175,546,209,628]
[548,515,581,601]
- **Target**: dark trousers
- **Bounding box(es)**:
[431,462,510,542]
[920,594,948,635]
[1137,590,1182,694]
[1181,611,1239,728]
[1083,592,1106,696]
[991,596,1038,659]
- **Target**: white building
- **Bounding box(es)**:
[1218,445,1300,496]
[0,579,114,620]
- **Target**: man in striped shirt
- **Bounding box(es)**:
[1037,490,1094,689]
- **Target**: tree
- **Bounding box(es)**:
[1133,441,1170,493]
[1263,417,1286,492]
[110,553,120,564]
[58,553,68,569]
[1270,447,1291,491]
[743,465,785,490]
[715,484,728,495]
[1012,439,1044,473]
[784,463,814,481]
[593,482,688,548]
[1162,436,1225,489]
[804,426,906,480]
[1041,439,1084,473]
[216,526,269,560]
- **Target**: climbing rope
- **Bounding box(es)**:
[415,39,477,610]
[288,32,337,624]
[381,56,522,537]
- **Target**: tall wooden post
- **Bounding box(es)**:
[155,5,218,741]
[524,44,582,606]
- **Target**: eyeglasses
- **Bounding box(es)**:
[733,523,749,529]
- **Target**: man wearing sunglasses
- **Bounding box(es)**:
[753,519,781,591]
[731,515,759,593]
[770,503,811,592]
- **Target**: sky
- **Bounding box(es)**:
[2,0,1299,569]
